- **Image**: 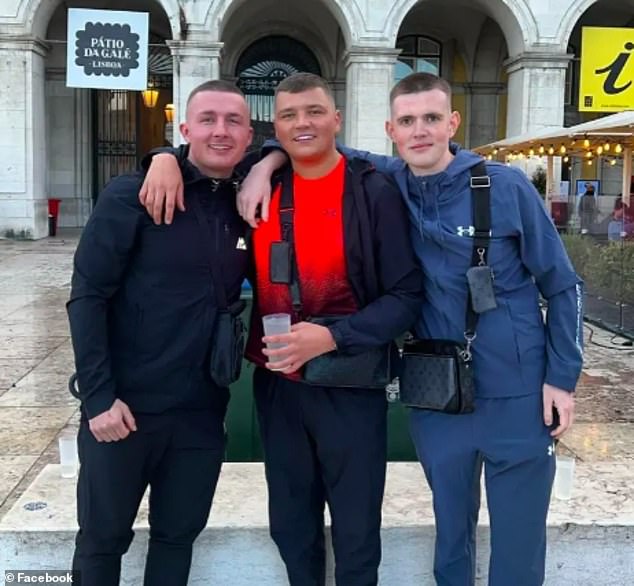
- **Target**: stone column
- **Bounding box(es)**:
[45,67,93,228]
[466,82,506,148]
[167,40,223,145]
[0,36,49,239]
[504,52,573,136]
[344,47,401,154]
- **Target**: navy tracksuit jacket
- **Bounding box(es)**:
[345,145,583,586]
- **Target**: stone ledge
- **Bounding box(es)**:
[0,463,632,584]
[2,462,632,532]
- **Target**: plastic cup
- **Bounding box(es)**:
[262,313,291,370]
[553,455,575,500]
[58,434,78,478]
[262,313,291,347]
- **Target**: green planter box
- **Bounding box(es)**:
[224,294,417,462]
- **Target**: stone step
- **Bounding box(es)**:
[0,462,632,585]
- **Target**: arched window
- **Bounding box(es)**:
[395,35,441,82]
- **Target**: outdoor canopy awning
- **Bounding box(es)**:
[473,111,634,207]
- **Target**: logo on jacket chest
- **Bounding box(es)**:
[456,225,475,237]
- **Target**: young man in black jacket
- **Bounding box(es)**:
[140,73,424,586]
[67,80,259,586]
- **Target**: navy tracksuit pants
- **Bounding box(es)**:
[72,408,226,586]
[409,393,555,586]
[253,367,388,586]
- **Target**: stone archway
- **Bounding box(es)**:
[24,0,182,39]
[557,0,602,50]
[204,0,357,49]
[385,0,534,58]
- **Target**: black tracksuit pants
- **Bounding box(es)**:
[253,367,388,586]
[72,408,226,586]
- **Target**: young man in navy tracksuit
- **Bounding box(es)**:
[236,73,583,586]
[339,73,583,586]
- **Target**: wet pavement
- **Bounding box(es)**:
[0,229,633,521]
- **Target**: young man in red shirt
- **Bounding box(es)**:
[244,73,422,586]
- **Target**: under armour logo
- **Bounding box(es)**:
[236,237,247,250]
[547,444,554,457]
[457,225,475,237]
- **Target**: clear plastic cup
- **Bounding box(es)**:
[262,313,291,370]
[262,313,291,348]
[58,433,78,478]
[553,455,575,500]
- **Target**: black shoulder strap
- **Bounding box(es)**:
[190,194,228,311]
[278,167,303,318]
[465,161,492,341]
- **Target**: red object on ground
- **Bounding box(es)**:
[47,198,61,217]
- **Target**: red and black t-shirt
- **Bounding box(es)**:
[245,156,358,370]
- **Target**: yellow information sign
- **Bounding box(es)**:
[579,26,634,112]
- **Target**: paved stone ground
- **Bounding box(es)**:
[0,229,632,521]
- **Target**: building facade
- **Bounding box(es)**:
[0,0,632,237]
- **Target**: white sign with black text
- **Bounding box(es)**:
[66,8,149,90]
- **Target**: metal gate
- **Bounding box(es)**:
[92,89,140,202]
[91,39,173,202]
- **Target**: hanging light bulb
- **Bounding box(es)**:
[587,159,593,166]
[610,159,617,166]
[563,155,569,163]
[547,145,555,155]
[528,148,535,157]
[583,137,590,148]
[585,151,593,158]
[518,152,525,160]
[492,148,498,155]
[615,144,623,154]
[487,154,493,161]
[596,145,604,155]
[538,145,545,155]
[559,144,567,155]
[604,142,610,151]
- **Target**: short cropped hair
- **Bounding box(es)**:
[186,79,245,108]
[275,72,334,101]
[390,72,452,105]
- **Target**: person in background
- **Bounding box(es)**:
[579,182,597,234]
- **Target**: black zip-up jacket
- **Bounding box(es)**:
[67,161,249,419]
[246,156,425,363]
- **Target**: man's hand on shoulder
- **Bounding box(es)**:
[543,383,575,439]
[237,150,288,228]
[89,398,137,442]
[139,153,185,225]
